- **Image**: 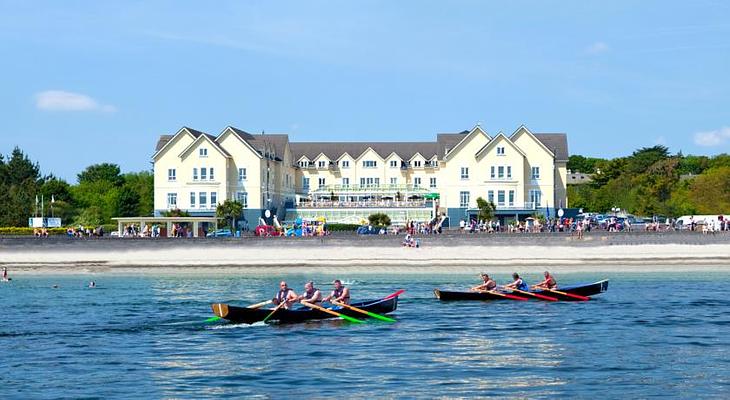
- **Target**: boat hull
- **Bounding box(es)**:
[434,280,609,301]
[213,296,399,324]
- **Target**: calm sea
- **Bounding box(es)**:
[2,270,729,399]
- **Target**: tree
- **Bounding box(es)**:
[77,163,124,186]
[0,147,42,226]
[163,209,191,217]
[216,199,244,229]
[122,171,153,216]
[475,197,496,221]
[688,166,730,214]
[368,212,391,226]
[115,185,141,217]
[567,155,604,173]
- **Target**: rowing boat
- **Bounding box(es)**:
[211,291,401,324]
[434,280,609,301]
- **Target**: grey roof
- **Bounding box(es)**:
[155,135,173,151]
[436,131,469,157]
[289,142,439,162]
[533,133,569,161]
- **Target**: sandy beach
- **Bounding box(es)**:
[2,231,730,274]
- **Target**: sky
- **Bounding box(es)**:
[1,1,729,182]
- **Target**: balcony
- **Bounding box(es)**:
[492,202,540,211]
[297,199,428,209]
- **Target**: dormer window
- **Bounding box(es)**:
[496,146,505,156]
[363,160,377,168]
[318,160,326,168]
[413,160,422,168]
[298,160,309,168]
[389,160,398,168]
[199,148,208,157]
[341,160,350,168]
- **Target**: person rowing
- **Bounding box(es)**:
[502,273,530,292]
[298,281,322,304]
[472,273,497,291]
[532,271,557,290]
[323,279,351,305]
[272,281,298,310]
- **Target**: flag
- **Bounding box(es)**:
[51,195,55,204]
[35,195,39,205]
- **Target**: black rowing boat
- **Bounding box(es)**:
[434,280,609,301]
[211,292,401,324]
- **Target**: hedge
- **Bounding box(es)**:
[325,223,361,232]
[0,227,68,236]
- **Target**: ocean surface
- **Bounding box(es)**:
[2,270,729,399]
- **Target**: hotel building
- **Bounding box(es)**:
[152,124,568,227]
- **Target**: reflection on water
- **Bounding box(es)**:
[2,270,730,398]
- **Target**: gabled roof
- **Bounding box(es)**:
[474,132,527,159]
[533,133,569,161]
[442,125,490,161]
[509,125,556,159]
[152,126,209,160]
[289,142,439,163]
[219,126,289,161]
[178,131,231,159]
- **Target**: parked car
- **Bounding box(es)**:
[206,228,233,238]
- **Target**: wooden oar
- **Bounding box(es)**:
[262,300,288,323]
[332,300,396,322]
[300,301,364,323]
[207,299,273,322]
[535,287,590,301]
[474,289,528,301]
[505,287,558,302]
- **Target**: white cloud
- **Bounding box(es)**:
[693,127,730,147]
[35,90,116,112]
[585,41,609,55]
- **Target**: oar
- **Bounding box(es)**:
[504,287,558,302]
[332,300,396,322]
[262,300,288,323]
[206,300,273,322]
[475,289,528,301]
[535,287,590,301]
[383,289,405,300]
[300,301,364,323]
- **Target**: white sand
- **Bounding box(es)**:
[3,243,730,274]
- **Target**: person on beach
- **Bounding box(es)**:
[472,273,497,291]
[503,273,530,292]
[298,281,322,304]
[272,281,298,309]
[533,271,557,290]
[323,279,351,305]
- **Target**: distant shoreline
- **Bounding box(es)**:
[1,231,729,274]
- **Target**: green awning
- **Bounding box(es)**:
[424,193,440,199]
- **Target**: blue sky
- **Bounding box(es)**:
[1,1,729,181]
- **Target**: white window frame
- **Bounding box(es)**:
[497,190,505,206]
[529,189,542,207]
[193,168,198,181]
[508,190,515,206]
[209,167,215,181]
[413,177,421,188]
[531,166,540,180]
[190,192,196,207]
[199,148,208,157]
[168,168,176,182]
[236,192,248,208]
[429,177,437,189]
[497,166,504,179]
[496,146,505,156]
[460,167,469,180]
[389,160,398,168]
[239,168,247,181]
[200,167,207,181]
[302,177,310,191]
[199,192,207,208]
[167,192,177,208]
[413,160,422,168]
[318,177,326,188]
[363,160,377,168]
[342,177,350,186]
[490,166,495,179]
[390,177,397,185]
[210,192,217,208]
[459,191,470,208]
[318,160,326,168]
[341,160,350,168]
[506,166,511,179]
[487,190,494,204]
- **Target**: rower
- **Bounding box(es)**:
[298,281,322,304]
[472,273,497,291]
[272,281,298,309]
[323,279,351,305]
[503,273,530,292]
[533,271,557,290]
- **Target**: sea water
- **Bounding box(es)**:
[1,270,729,398]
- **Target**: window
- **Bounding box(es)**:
[341,160,350,168]
[460,167,469,180]
[318,177,326,188]
[496,146,505,156]
[239,168,247,181]
[190,192,196,207]
[193,168,198,181]
[529,189,542,207]
[342,178,349,186]
[318,160,326,168]
[167,193,177,208]
[460,191,470,208]
[497,190,505,206]
[199,192,207,208]
[390,160,398,168]
[209,167,215,181]
[531,166,540,180]
[363,160,377,168]
[498,166,504,179]
[201,167,207,181]
[414,177,421,187]
[236,192,248,208]
[509,190,515,206]
[506,166,511,179]
[413,160,422,168]
[490,166,495,179]
[302,177,310,191]
[429,177,437,188]
[390,177,397,185]
[488,190,494,204]
[298,160,308,168]
[168,168,176,181]
[210,192,217,207]
[199,148,208,157]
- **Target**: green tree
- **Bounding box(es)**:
[688,166,730,213]
[475,197,496,221]
[115,184,141,217]
[567,155,604,173]
[77,163,124,186]
[122,171,153,216]
[216,199,244,229]
[0,147,42,226]
[368,212,391,226]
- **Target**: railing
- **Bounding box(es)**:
[492,202,539,211]
[311,184,431,193]
[297,200,428,209]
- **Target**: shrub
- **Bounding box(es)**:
[0,227,67,236]
[368,213,392,226]
[325,223,361,232]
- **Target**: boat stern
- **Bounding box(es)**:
[211,303,229,319]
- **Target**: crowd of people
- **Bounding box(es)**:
[472,271,559,292]
[272,279,351,310]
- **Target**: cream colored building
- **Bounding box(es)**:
[153,124,568,227]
